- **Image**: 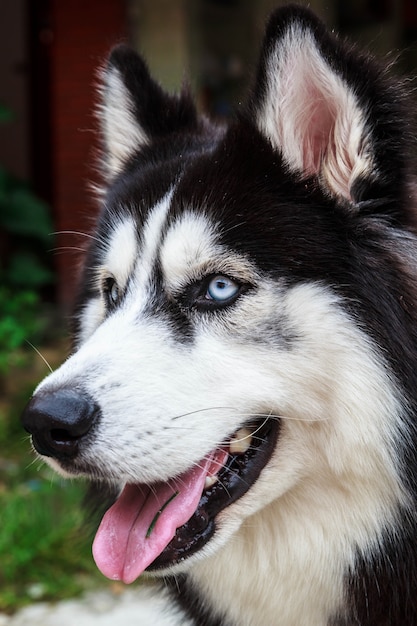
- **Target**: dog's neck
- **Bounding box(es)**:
[183,500,345,625]
[176,460,405,626]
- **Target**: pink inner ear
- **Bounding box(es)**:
[259,30,370,201]
[301,82,336,177]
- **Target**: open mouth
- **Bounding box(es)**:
[92,417,280,584]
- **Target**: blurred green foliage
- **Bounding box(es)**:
[0,106,102,613]
[0,355,104,614]
[0,103,54,376]
[0,470,99,613]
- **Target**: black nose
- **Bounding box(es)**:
[21,388,99,460]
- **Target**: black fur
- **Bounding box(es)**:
[251,5,414,219]
[37,5,417,624]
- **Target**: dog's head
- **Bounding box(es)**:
[22,6,415,585]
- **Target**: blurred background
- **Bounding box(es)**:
[0,0,416,617]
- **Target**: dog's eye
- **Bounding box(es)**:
[205,275,240,304]
[103,277,120,308]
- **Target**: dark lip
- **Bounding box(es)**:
[148,416,281,571]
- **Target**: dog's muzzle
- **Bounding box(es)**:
[21,388,99,460]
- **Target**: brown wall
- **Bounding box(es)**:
[40,0,127,311]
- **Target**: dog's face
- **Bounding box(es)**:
[22,6,412,587]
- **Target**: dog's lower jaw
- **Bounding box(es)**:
[169,507,347,626]
[166,468,404,626]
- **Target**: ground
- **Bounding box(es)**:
[0,585,177,626]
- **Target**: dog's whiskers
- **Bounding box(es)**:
[51,246,89,255]
[52,230,102,243]
[25,341,54,373]
[170,407,328,427]
[170,406,236,421]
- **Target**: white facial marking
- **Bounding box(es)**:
[160,212,219,286]
[103,215,138,287]
[161,211,258,294]
[138,191,173,280]
[77,298,105,346]
[76,216,138,345]
[77,195,172,345]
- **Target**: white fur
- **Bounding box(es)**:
[257,25,374,200]
[185,283,407,625]
[102,214,138,287]
[100,67,148,176]
[137,191,173,282]
[77,298,104,347]
[161,211,259,293]
[77,196,172,346]
[30,14,412,624]
[36,207,408,624]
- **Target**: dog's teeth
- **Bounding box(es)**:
[229,428,253,455]
[204,475,218,489]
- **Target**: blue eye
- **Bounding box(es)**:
[206,275,240,303]
[104,277,120,308]
[109,281,119,305]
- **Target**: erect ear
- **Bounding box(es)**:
[250,6,409,206]
[99,45,198,179]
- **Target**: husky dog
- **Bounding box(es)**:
[22,5,417,625]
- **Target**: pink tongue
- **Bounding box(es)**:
[92,452,225,584]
